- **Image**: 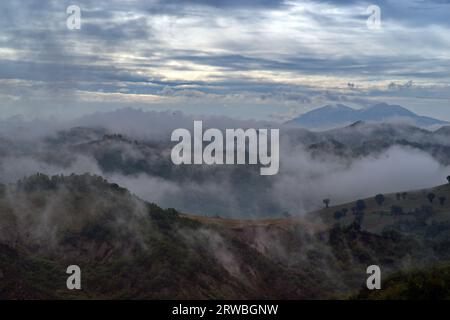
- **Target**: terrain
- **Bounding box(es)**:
[2,109,450,217]
[0,173,449,299]
[286,103,448,129]
[0,110,450,299]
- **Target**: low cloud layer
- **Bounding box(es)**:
[0,109,449,218]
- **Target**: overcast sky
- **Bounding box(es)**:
[0,0,449,121]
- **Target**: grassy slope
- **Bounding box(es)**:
[182,184,450,300]
[310,184,450,233]
[0,175,342,299]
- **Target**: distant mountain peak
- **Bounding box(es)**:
[286,103,447,129]
[348,120,365,128]
[318,104,354,110]
[366,102,390,109]
[434,125,450,135]
[362,103,415,116]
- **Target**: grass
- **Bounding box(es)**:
[312,184,450,233]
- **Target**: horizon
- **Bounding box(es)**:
[1,102,448,126]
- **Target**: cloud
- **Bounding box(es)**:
[1,109,449,218]
[0,0,449,120]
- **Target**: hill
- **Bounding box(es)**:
[0,174,359,299]
[286,103,448,129]
[1,174,450,299]
[311,183,450,234]
[355,263,450,300]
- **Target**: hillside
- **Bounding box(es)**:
[355,263,450,300]
[312,183,450,234]
[3,121,450,218]
[0,174,353,299]
[1,174,450,299]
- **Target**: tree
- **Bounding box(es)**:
[354,210,365,226]
[374,194,385,206]
[439,196,446,206]
[349,221,361,232]
[391,205,403,216]
[0,183,5,198]
[282,211,291,218]
[323,198,330,208]
[402,192,408,200]
[334,211,343,220]
[356,199,366,211]
[413,205,434,224]
[447,176,450,184]
[427,193,436,204]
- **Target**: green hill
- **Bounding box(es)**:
[0,174,450,299]
[311,183,450,234]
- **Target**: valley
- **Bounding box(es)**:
[1,109,450,299]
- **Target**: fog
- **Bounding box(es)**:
[0,108,449,218]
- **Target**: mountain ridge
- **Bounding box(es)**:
[286,103,448,129]
[1,173,450,299]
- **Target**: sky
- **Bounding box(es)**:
[0,0,449,121]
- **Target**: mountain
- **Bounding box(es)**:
[311,182,450,234]
[434,125,450,136]
[1,174,450,299]
[285,104,355,129]
[308,122,450,165]
[286,103,448,129]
